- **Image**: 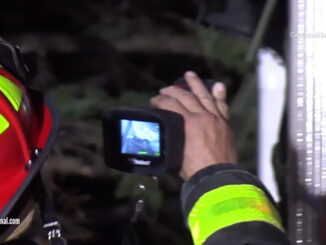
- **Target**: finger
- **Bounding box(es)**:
[212,82,229,120]
[184,71,219,116]
[160,85,205,113]
[150,94,191,117]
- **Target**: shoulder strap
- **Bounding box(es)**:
[32,174,67,245]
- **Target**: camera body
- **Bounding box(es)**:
[102,107,184,175]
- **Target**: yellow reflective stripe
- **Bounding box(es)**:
[0,114,9,135]
[0,75,23,111]
[188,184,284,245]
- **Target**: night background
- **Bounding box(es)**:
[0,0,286,244]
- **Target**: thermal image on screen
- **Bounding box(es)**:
[120,119,161,157]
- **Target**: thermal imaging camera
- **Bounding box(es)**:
[102,107,184,175]
[102,78,217,175]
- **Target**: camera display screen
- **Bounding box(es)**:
[120,119,161,157]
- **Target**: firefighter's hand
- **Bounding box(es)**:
[151,71,237,180]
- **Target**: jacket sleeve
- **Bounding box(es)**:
[180,164,291,245]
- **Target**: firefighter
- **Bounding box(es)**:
[151,71,291,245]
[0,34,289,245]
[0,37,66,244]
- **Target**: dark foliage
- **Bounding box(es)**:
[0,0,261,244]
